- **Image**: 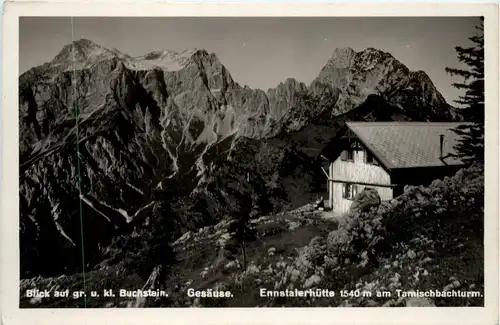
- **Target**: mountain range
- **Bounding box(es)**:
[19,38,454,278]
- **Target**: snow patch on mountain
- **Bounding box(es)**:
[125,49,198,71]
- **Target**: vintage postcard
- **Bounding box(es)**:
[1,1,498,325]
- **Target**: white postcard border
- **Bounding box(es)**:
[1,2,498,325]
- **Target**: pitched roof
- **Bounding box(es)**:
[346,122,467,169]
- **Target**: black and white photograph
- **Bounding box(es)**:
[1,3,497,320]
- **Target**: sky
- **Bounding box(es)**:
[19,17,482,105]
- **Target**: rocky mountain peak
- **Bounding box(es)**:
[72,38,100,49]
[327,47,356,68]
[411,69,432,81]
[313,46,450,116]
[52,38,112,63]
[353,47,397,68]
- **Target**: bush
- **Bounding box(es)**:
[349,188,381,214]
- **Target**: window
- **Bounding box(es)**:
[347,150,354,161]
[364,150,378,165]
[365,150,374,164]
[342,183,358,200]
[341,149,354,162]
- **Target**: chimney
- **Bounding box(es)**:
[439,134,445,159]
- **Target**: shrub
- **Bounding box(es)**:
[349,188,381,214]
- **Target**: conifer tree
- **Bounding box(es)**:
[225,194,258,271]
[445,17,484,165]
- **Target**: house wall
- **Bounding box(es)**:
[329,147,393,217]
